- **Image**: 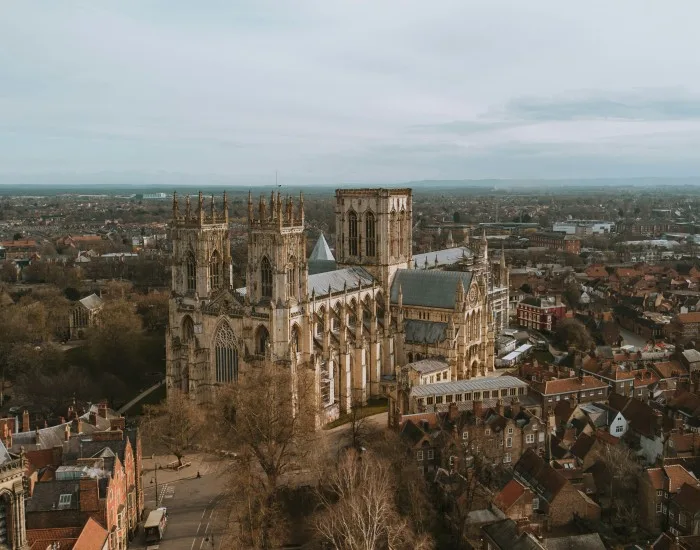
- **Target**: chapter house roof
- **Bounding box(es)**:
[308,233,335,262]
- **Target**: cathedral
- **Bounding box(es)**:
[166,188,509,425]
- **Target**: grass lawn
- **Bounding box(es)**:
[323,398,388,430]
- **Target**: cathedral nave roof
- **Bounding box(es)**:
[308,266,375,299]
[391,270,473,309]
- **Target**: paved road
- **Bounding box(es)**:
[135,455,230,550]
[618,326,648,349]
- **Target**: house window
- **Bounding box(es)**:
[538,432,545,442]
[670,527,679,536]
[598,390,603,395]
[58,494,72,509]
[465,392,472,401]
[427,449,434,460]
[416,450,424,462]
[445,395,454,403]
[501,389,508,397]
[462,431,469,440]
[449,456,455,466]
[507,427,514,435]
[526,434,535,444]
[455,394,463,402]
[615,425,624,433]
[435,396,444,404]
[532,497,540,510]
[555,395,560,401]
[510,388,516,396]
[548,398,553,402]
[656,503,662,513]
[506,437,513,448]
[679,513,687,527]
[484,428,491,436]
[426,397,434,405]
[657,490,663,497]
[503,453,512,463]
[436,373,441,382]
[518,387,524,395]
[473,392,480,400]
[669,511,675,522]
[417,398,424,407]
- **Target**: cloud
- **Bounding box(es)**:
[3,1,700,183]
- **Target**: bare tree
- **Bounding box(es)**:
[597,443,642,525]
[142,390,203,467]
[314,449,433,550]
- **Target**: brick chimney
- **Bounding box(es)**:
[77,419,84,434]
[22,410,29,433]
[496,398,505,417]
[473,400,483,418]
[97,402,108,419]
[79,478,100,513]
[109,417,125,432]
[64,423,71,442]
[91,430,123,442]
[448,403,459,422]
[511,397,521,418]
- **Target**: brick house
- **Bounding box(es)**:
[528,232,581,254]
[666,312,700,343]
[530,376,609,409]
[639,464,700,534]
[508,448,600,527]
[516,297,567,332]
[27,517,108,550]
[668,482,700,536]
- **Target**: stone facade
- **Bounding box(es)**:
[166,188,508,424]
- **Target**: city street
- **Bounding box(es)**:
[136,454,231,550]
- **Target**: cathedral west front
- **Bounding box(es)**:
[166,188,509,425]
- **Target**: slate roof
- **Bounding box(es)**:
[391,269,473,309]
[674,482,700,513]
[407,359,449,375]
[544,533,606,550]
[413,246,473,270]
[78,293,103,311]
[404,320,448,344]
[308,267,375,298]
[481,519,543,550]
[26,480,80,512]
[410,375,527,398]
[308,233,335,262]
[682,349,700,363]
[513,448,568,504]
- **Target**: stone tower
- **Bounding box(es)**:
[170,191,232,299]
[245,191,307,362]
[334,188,413,290]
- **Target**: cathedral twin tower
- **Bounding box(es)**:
[166,188,505,424]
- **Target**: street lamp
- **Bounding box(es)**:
[150,462,159,506]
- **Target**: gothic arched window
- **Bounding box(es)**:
[287,257,297,300]
[348,211,358,256]
[260,257,273,299]
[365,211,376,257]
[186,251,196,292]
[390,211,398,257]
[291,324,300,352]
[255,325,270,355]
[209,250,222,291]
[182,316,194,343]
[214,323,239,383]
[398,209,406,257]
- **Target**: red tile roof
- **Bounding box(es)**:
[493,478,527,511]
[73,517,109,550]
[537,376,608,395]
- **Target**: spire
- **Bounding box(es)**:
[198,191,204,224]
[259,194,266,221]
[223,191,229,224]
[248,191,253,223]
[210,194,215,222]
[185,194,191,219]
[456,277,465,301]
[269,191,275,220]
[398,283,403,308]
[172,191,179,220]
[299,191,305,224]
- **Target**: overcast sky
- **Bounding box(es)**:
[3,1,700,185]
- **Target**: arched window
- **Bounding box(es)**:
[260,257,273,299]
[256,325,270,355]
[291,324,300,352]
[365,211,376,257]
[0,492,14,548]
[214,323,239,383]
[287,257,297,300]
[182,316,194,343]
[348,211,358,256]
[209,250,221,291]
[390,211,398,257]
[186,251,196,292]
[398,209,405,257]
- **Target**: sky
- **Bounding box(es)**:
[3,1,700,186]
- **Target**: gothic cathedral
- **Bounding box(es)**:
[166,188,509,425]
